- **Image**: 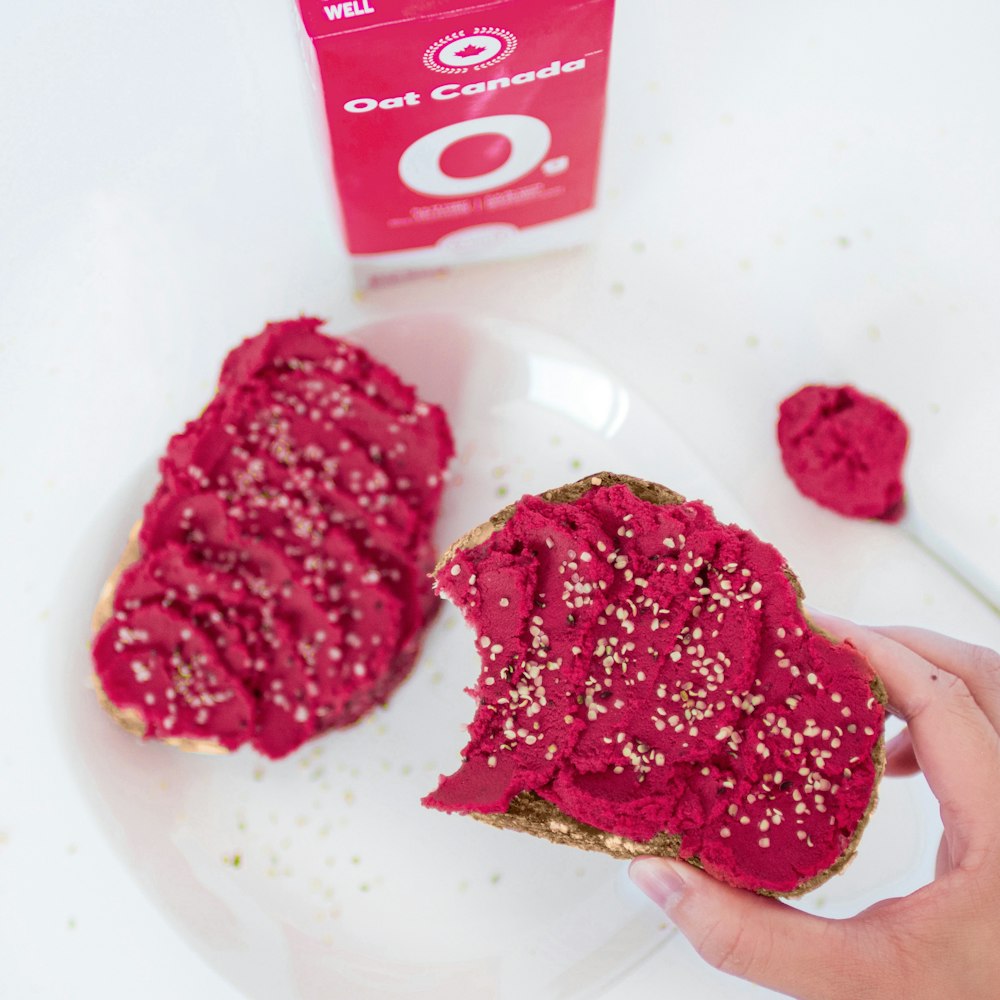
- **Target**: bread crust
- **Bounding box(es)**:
[90,523,227,754]
[439,472,887,897]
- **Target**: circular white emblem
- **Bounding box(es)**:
[398,114,552,198]
[423,28,517,75]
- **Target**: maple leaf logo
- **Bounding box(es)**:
[454,43,488,59]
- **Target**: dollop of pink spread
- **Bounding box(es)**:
[92,318,454,758]
[425,483,884,894]
[778,384,908,521]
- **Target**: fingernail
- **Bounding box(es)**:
[884,729,909,756]
[803,606,840,625]
[628,857,686,913]
[804,607,853,638]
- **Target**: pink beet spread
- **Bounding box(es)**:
[778,384,908,522]
[92,319,454,758]
[424,481,884,894]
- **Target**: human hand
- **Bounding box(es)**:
[629,612,1000,999]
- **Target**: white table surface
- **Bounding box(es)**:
[4,1,1000,997]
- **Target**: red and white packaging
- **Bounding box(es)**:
[294,0,616,287]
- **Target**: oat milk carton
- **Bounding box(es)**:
[294,0,616,287]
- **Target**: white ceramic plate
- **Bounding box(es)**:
[59,316,937,1000]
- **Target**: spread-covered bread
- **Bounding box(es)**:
[91,318,454,758]
[424,473,886,896]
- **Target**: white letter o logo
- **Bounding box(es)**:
[398,114,552,198]
[344,97,378,114]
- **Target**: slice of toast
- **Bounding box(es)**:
[427,472,887,897]
[89,319,455,758]
[90,523,228,754]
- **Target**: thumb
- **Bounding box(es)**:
[629,857,869,998]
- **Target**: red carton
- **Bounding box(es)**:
[294,0,616,287]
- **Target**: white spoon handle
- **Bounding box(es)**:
[898,508,1000,619]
